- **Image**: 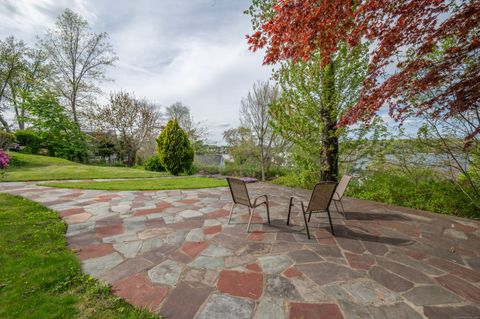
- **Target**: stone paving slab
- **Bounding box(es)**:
[1,181,480,318]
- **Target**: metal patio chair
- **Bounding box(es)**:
[227,177,270,233]
[287,181,337,239]
[332,175,352,216]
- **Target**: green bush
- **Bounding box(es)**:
[6,153,27,168]
[348,168,479,219]
[157,119,194,175]
[144,155,165,172]
[0,130,15,149]
[15,130,42,154]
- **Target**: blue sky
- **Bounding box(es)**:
[0,0,272,143]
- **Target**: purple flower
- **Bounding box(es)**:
[0,149,10,170]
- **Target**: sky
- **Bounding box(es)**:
[0,0,273,144]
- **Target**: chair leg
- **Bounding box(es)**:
[333,200,340,213]
[228,203,236,224]
[326,208,335,236]
[265,200,271,224]
[339,200,346,217]
[287,197,293,225]
[246,207,255,233]
[308,211,313,222]
[301,203,311,239]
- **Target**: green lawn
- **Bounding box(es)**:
[2,152,167,182]
[40,176,228,190]
[0,193,158,319]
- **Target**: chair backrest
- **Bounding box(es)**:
[227,177,251,207]
[333,175,352,200]
[306,182,337,212]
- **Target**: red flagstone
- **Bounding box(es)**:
[247,232,265,241]
[181,241,208,257]
[429,257,480,282]
[207,209,230,219]
[283,267,303,278]
[451,222,477,233]
[217,270,263,300]
[169,250,194,264]
[203,225,222,235]
[435,274,480,303]
[60,208,85,217]
[95,224,124,237]
[112,274,168,311]
[77,243,114,260]
[246,263,262,272]
[179,199,199,204]
[345,252,375,270]
[401,248,428,260]
[289,303,343,319]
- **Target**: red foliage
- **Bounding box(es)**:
[247,1,480,140]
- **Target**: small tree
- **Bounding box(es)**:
[157,119,194,175]
[22,90,87,161]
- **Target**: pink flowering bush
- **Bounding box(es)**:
[0,149,10,174]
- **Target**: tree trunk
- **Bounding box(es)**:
[0,115,10,132]
[71,93,80,128]
[260,137,265,181]
[319,59,339,182]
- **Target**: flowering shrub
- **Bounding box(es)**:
[0,149,10,177]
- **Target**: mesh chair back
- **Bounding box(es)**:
[333,175,352,200]
[306,182,337,212]
[227,177,251,207]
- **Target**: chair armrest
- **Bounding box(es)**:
[289,195,305,206]
[253,194,268,207]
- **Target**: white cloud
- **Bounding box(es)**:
[0,0,95,41]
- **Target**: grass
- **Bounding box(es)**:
[347,169,479,219]
[2,152,167,182]
[0,193,158,319]
[40,176,228,190]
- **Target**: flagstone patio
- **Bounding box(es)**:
[1,181,479,319]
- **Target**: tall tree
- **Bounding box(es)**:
[247,0,480,142]
[270,43,368,182]
[165,102,207,150]
[240,81,281,181]
[8,48,51,130]
[88,91,161,166]
[41,9,117,127]
[0,36,26,131]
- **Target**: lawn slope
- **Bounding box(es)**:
[2,152,166,182]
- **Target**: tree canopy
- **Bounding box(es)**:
[247,1,480,141]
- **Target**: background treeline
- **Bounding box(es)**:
[0,9,206,168]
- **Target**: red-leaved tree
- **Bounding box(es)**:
[247,0,480,142]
